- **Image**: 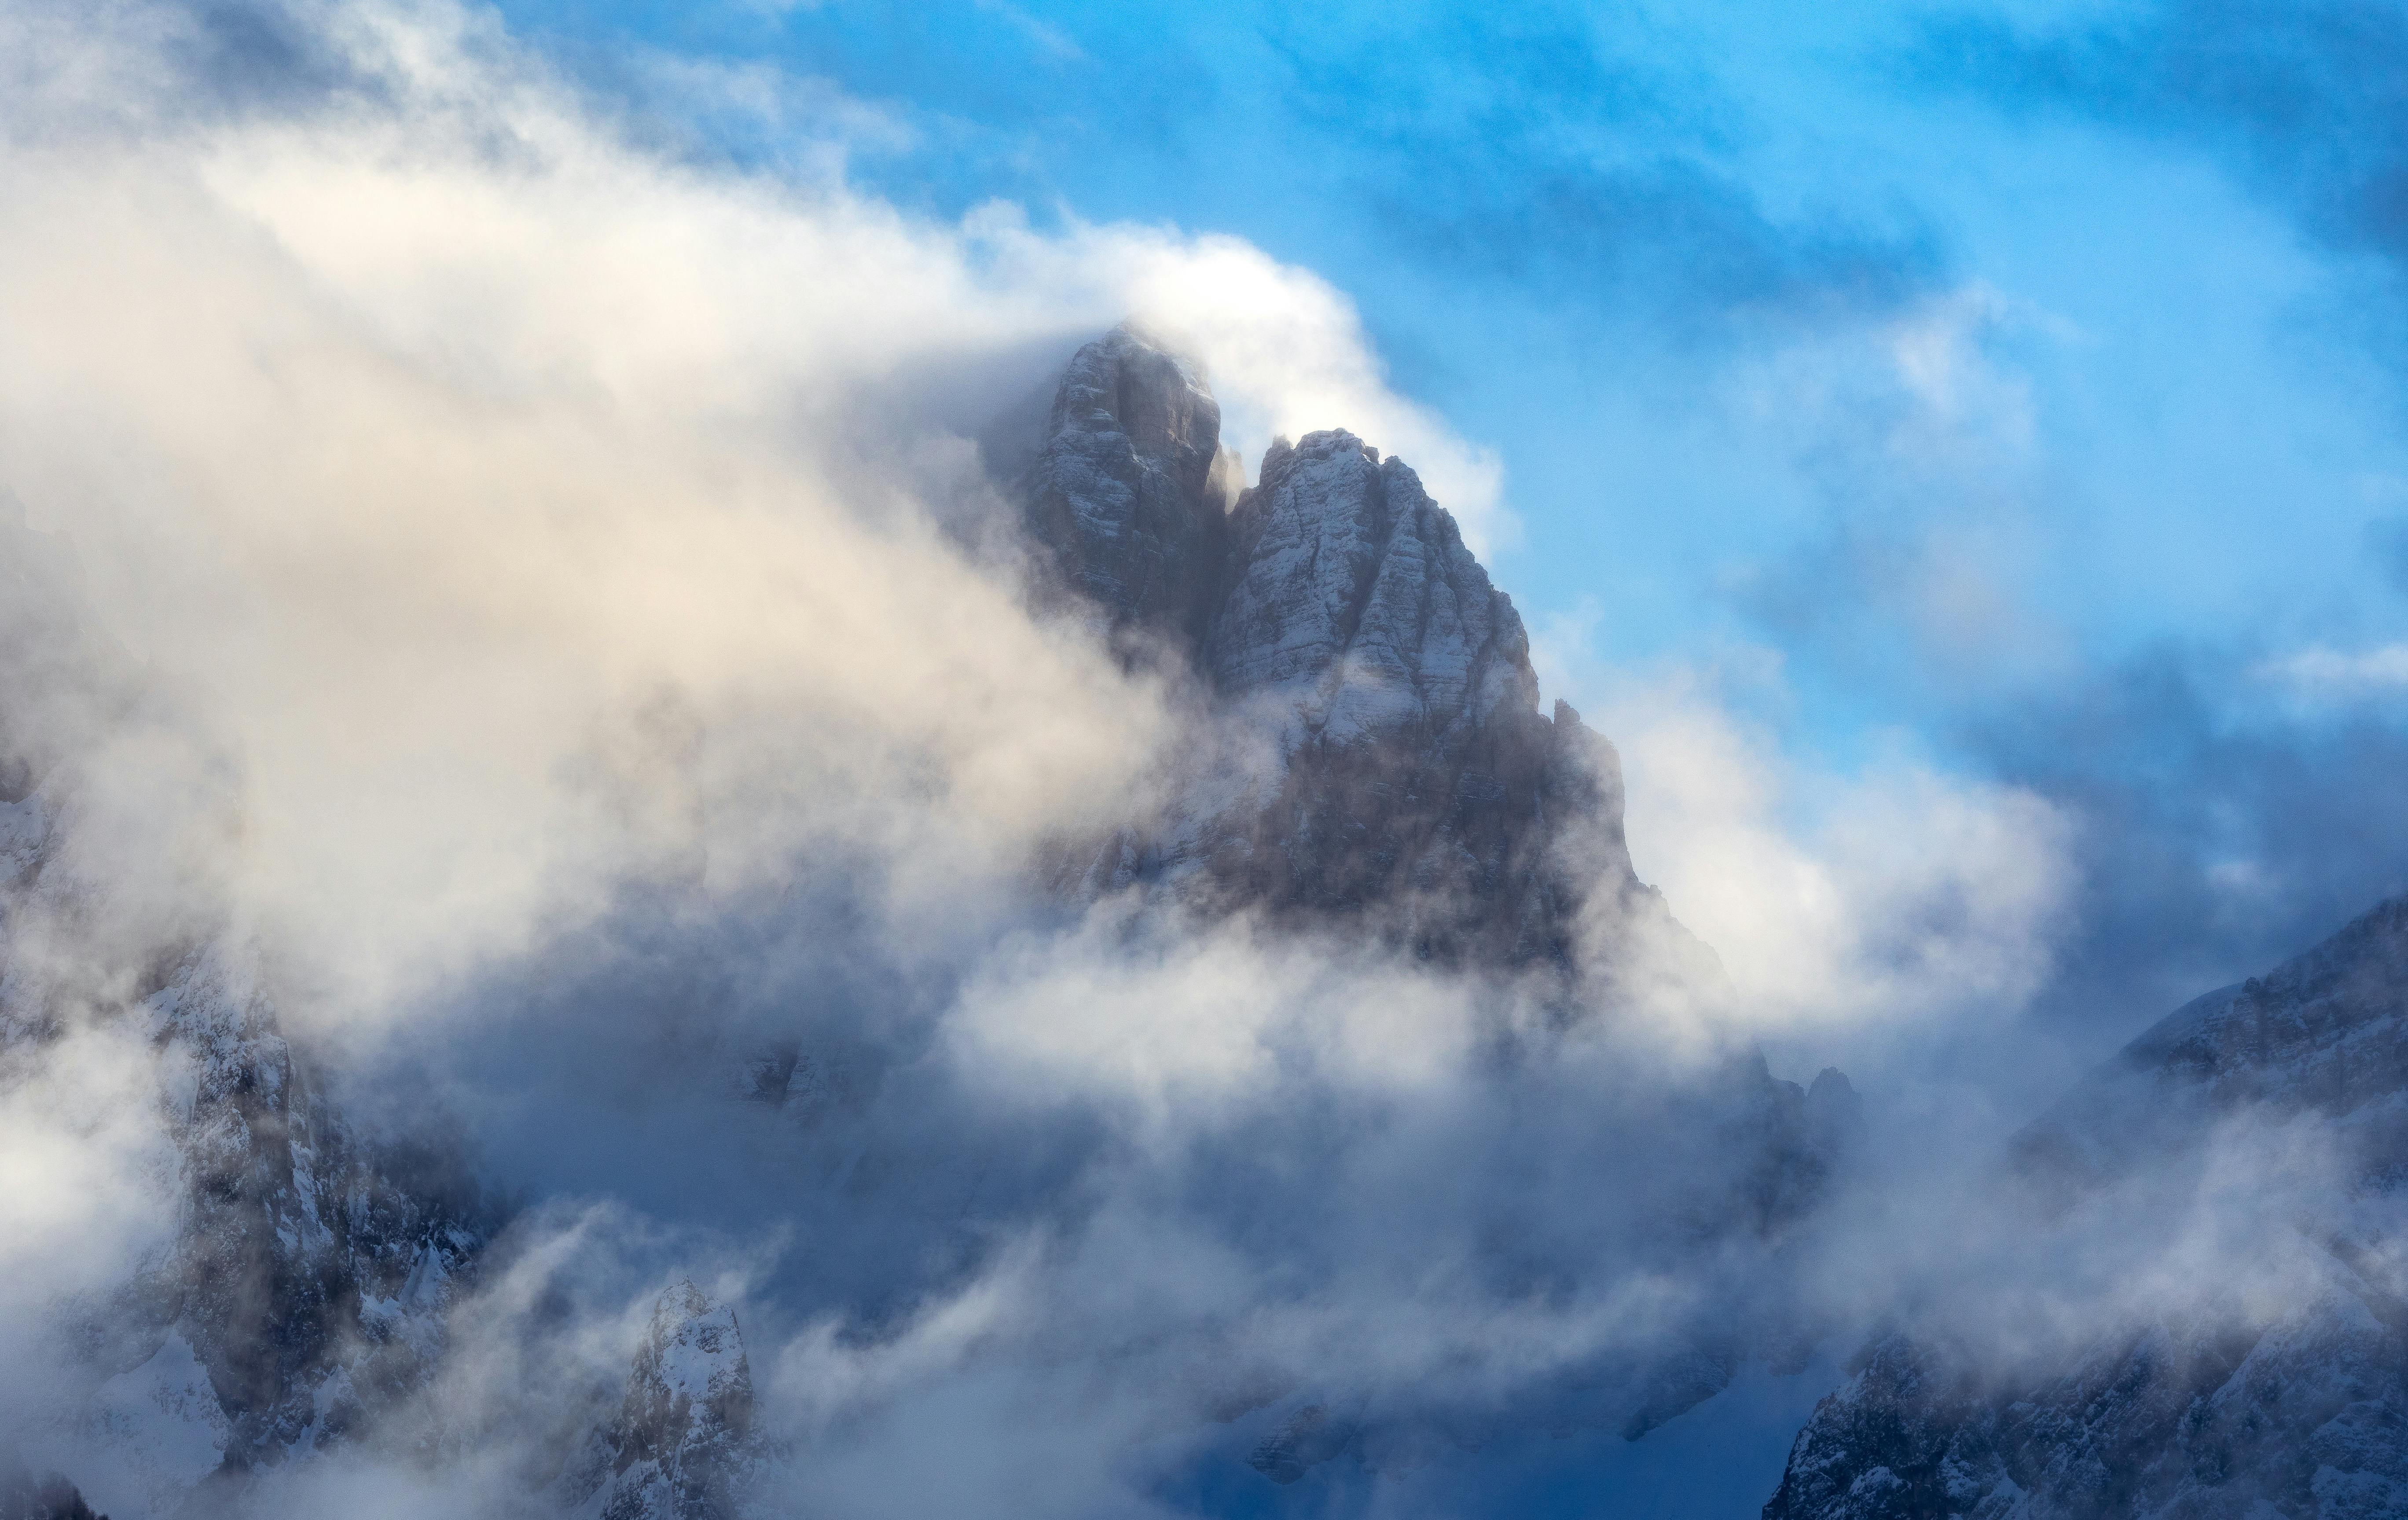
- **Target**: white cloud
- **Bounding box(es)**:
[0,1023,180,1429]
[2254,643,2408,702]
[1535,607,2078,1043]
[0,0,1512,1032]
[1882,283,2046,460]
[945,900,1487,1124]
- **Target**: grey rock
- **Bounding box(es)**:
[1766,1295,2405,1520]
[1209,430,1533,740]
[0,1465,102,1520]
[1021,325,1237,657]
[2015,896,2408,1201]
[137,947,482,1465]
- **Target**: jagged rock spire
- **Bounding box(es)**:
[1210,426,1539,742]
[1020,323,1237,654]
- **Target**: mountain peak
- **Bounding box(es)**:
[1023,327,1641,969]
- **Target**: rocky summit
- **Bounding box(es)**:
[1006,327,1864,1487]
[1021,325,1648,971]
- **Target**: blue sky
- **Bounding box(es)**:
[488,0,2408,1070]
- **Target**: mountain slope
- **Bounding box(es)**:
[1763,896,2408,1520]
[556,1283,766,1520]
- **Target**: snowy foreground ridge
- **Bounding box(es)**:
[6,328,2408,1518]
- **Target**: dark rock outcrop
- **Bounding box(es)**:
[1022,326,1237,655]
[0,1465,103,1520]
[134,947,485,1465]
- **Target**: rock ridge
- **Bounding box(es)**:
[1,785,486,1516]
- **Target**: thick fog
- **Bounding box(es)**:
[0,3,2384,1517]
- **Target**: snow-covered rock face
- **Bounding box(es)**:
[1765,1280,2408,1520]
[563,1283,764,1520]
[2017,897,2408,1197]
[1765,896,2408,1520]
[1022,327,1639,969]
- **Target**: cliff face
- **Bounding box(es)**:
[1763,897,2408,1520]
[1023,327,1639,970]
